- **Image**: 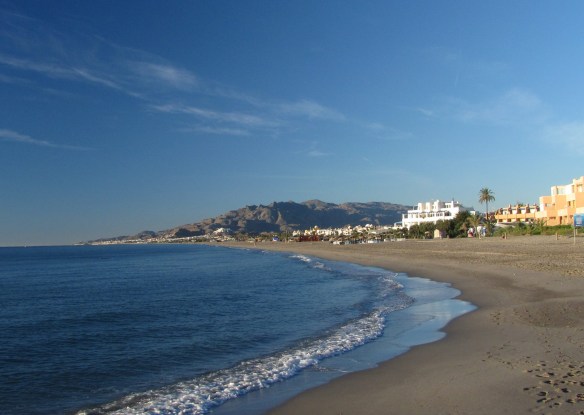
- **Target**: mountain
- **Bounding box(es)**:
[88,200,411,242]
[162,200,410,238]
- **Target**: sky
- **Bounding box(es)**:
[2,1,584,246]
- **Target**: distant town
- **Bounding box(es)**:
[87,175,584,246]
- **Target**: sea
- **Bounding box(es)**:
[0,244,475,415]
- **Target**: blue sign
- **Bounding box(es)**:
[575,214,584,227]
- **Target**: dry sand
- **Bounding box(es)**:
[227,235,584,414]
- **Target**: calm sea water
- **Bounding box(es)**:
[0,244,474,415]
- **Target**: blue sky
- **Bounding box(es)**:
[2,1,584,246]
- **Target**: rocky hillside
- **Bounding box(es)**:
[89,200,410,242]
[164,200,409,237]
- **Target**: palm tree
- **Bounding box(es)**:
[479,187,496,235]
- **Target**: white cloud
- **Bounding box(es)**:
[415,107,436,117]
[70,67,122,90]
[151,103,279,128]
[307,149,330,157]
[182,126,251,137]
[278,99,345,121]
[418,88,547,127]
[300,140,332,158]
[0,53,129,95]
[127,61,198,89]
[363,122,414,141]
[0,129,90,150]
[544,121,584,155]
[0,53,71,78]
[425,47,510,87]
[0,10,352,146]
[423,87,584,156]
[459,88,544,124]
[0,128,50,145]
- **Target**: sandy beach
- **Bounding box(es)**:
[227,235,584,414]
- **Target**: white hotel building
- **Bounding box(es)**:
[400,200,470,229]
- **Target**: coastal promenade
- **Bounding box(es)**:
[227,236,584,414]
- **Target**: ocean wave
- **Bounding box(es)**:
[77,253,413,415]
[290,254,312,263]
[289,254,333,272]
[78,302,411,415]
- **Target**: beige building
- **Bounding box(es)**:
[495,176,584,226]
[536,176,584,226]
[494,176,584,226]
[494,204,540,225]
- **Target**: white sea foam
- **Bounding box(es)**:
[81,301,411,415]
[79,255,412,415]
[290,254,312,263]
[290,254,333,272]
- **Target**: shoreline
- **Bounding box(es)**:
[212,262,473,415]
[224,236,584,414]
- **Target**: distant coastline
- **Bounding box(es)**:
[81,200,409,245]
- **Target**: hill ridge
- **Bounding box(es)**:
[89,200,411,243]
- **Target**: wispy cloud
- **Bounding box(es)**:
[202,83,267,107]
[298,140,332,158]
[414,107,436,117]
[196,83,346,123]
[54,43,347,134]
[152,103,279,128]
[425,47,510,88]
[277,99,345,121]
[363,122,414,141]
[0,53,128,94]
[179,126,251,137]
[307,149,330,157]
[416,88,548,127]
[412,85,584,156]
[458,88,545,125]
[0,53,72,78]
[0,9,350,145]
[0,129,91,150]
[149,95,350,140]
[544,121,584,156]
[70,67,122,90]
[0,72,29,85]
[127,61,198,90]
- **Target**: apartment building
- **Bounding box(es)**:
[494,204,540,225]
[536,176,584,226]
[401,200,469,229]
[494,176,584,226]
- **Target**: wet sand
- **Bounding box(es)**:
[226,235,584,414]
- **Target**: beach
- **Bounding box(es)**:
[226,235,584,414]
